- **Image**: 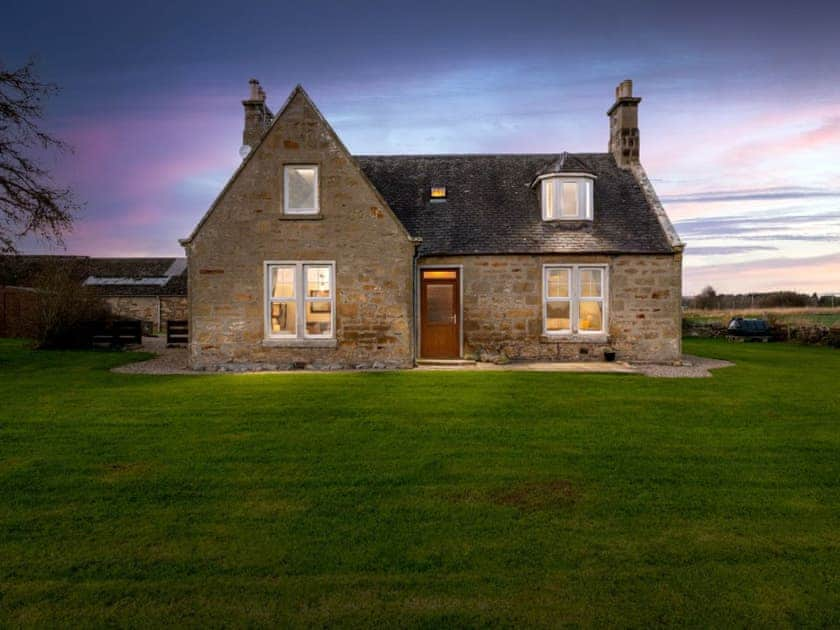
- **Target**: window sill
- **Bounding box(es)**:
[278,213,323,221]
[262,338,337,348]
[542,218,592,223]
[540,334,609,344]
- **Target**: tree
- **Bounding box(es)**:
[0,59,78,253]
[31,258,108,349]
[695,285,718,310]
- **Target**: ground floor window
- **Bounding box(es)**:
[543,265,607,335]
[265,261,335,339]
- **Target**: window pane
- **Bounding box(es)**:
[270,302,296,335]
[542,179,556,219]
[546,268,570,298]
[426,284,455,323]
[580,269,602,297]
[305,265,331,297]
[306,301,332,336]
[561,182,579,217]
[286,166,317,210]
[579,301,603,331]
[271,266,295,298]
[422,270,457,280]
[583,179,593,219]
[546,301,570,331]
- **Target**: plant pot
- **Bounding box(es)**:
[604,351,616,362]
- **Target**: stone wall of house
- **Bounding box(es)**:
[186,89,415,370]
[420,253,682,363]
[103,296,189,333]
[105,296,159,331]
[160,297,189,327]
[609,254,682,362]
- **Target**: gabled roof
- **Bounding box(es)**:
[182,85,414,246]
[0,256,188,297]
[355,153,675,256]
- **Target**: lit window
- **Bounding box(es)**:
[543,265,607,335]
[284,165,319,214]
[540,176,593,220]
[431,186,447,199]
[266,262,334,339]
[422,270,457,280]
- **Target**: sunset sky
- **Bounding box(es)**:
[3,0,839,295]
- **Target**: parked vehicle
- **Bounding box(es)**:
[727,317,771,342]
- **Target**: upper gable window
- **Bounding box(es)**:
[540,175,594,221]
[284,165,319,214]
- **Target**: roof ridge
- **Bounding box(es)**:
[354,152,610,158]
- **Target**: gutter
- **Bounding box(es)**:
[409,237,423,365]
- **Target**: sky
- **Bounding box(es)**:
[2,0,839,295]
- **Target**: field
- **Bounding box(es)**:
[0,338,838,627]
[683,306,840,327]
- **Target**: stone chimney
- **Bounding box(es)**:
[240,79,273,156]
[607,79,642,168]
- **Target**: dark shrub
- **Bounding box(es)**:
[31,263,110,349]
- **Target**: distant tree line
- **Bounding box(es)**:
[684,286,840,310]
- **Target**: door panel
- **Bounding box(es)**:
[420,270,460,358]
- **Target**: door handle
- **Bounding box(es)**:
[451,313,457,325]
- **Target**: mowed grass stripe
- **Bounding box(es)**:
[0,338,838,627]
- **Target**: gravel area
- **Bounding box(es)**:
[632,354,734,378]
[112,337,195,375]
[113,341,734,378]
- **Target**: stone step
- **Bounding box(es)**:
[415,359,477,367]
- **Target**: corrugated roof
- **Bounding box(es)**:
[0,256,188,296]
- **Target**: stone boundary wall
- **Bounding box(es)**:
[684,320,840,347]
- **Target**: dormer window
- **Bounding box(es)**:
[430,186,447,200]
[539,175,594,221]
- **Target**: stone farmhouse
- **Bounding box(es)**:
[180,79,684,369]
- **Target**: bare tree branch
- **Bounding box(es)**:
[0,58,79,253]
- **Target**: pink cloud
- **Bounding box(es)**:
[684,252,840,294]
[725,116,840,168]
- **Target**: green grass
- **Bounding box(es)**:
[1,339,838,627]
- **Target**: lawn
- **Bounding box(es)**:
[1,339,838,627]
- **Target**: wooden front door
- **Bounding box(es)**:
[420,269,460,359]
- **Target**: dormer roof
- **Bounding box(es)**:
[533,152,593,179]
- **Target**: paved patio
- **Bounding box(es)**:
[415,360,638,373]
[113,337,733,378]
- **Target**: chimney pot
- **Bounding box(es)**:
[618,79,633,98]
[248,78,260,101]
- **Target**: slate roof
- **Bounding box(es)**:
[0,256,187,297]
[356,153,674,256]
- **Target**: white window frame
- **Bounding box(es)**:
[542,264,608,336]
[283,165,320,215]
[264,261,335,340]
[538,174,595,221]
